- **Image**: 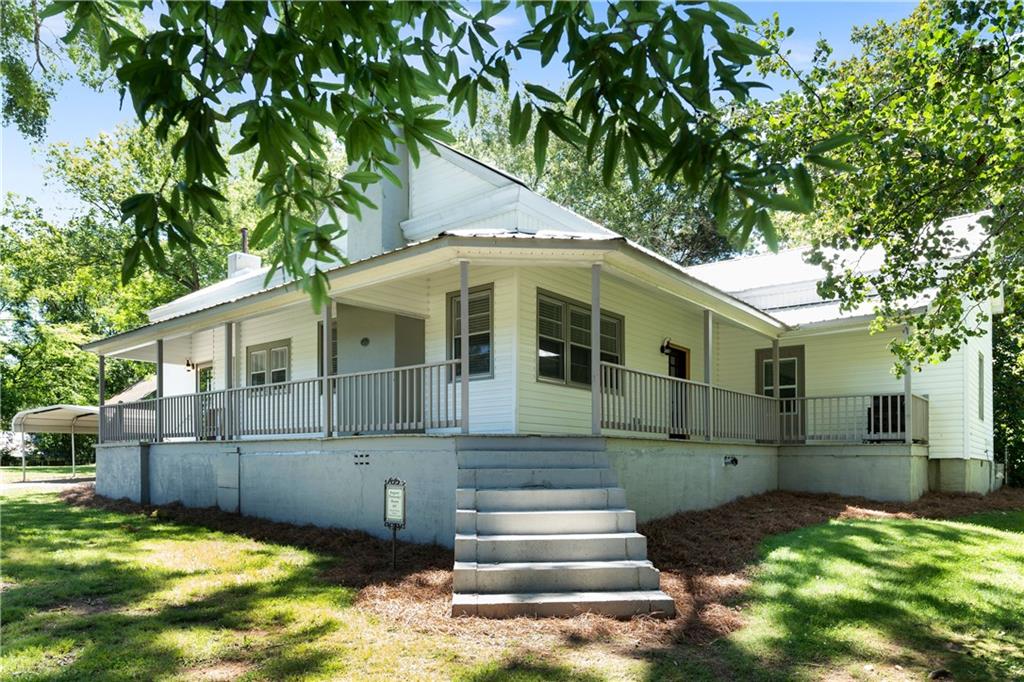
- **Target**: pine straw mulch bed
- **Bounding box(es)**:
[58,485,1024,654]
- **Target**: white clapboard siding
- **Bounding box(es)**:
[423,264,518,433]
[962,301,994,460]
[516,266,709,435]
[408,151,501,220]
[714,318,764,394]
[713,325,967,459]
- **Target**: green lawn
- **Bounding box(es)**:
[2,489,1022,681]
[1,465,96,483]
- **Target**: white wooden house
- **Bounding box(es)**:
[86,143,1001,618]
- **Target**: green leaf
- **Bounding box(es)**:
[757,211,778,251]
[805,154,858,173]
[602,131,621,187]
[808,133,860,155]
[344,171,380,185]
[792,164,815,210]
[533,118,549,178]
[524,83,563,104]
[707,1,755,25]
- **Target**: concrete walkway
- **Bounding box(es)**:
[0,478,95,496]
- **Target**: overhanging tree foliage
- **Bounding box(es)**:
[1,123,261,460]
[452,90,737,265]
[0,0,143,139]
[32,0,842,310]
[748,0,1024,371]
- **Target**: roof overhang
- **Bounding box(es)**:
[83,234,789,357]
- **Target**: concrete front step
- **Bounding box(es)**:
[457,449,610,469]
[458,486,627,511]
[457,508,636,535]
[458,467,618,489]
[453,560,661,593]
[456,532,648,563]
[451,590,676,618]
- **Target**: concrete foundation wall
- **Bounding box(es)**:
[928,458,995,495]
[605,439,778,522]
[778,444,929,502]
[95,443,148,503]
[96,436,459,547]
[98,433,997,547]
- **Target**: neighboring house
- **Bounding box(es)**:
[85,143,1002,618]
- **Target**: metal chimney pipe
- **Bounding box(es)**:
[240,227,249,254]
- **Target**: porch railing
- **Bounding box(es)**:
[331,361,460,434]
[599,363,777,442]
[780,393,930,444]
[99,360,461,443]
[599,363,710,438]
[599,362,928,445]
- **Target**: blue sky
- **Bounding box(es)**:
[1,2,916,221]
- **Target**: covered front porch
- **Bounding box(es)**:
[90,236,931,449]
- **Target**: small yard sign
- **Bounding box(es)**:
[384,477,406,570]
[384,478,406,529]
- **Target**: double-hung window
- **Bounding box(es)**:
[247,340,290,386]
[448,284,493,378]
[762,357,798,414]
[537,291,623,387]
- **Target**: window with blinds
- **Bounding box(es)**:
[537,291,622,387]
[448,285,493,378]
[247,340,290,386]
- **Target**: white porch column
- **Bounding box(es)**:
[223,322,233,440]
[772,338,781,442]
[703,310,713,441]
[322,302,332,438]
[459,260,470,434]
[591,263,602,436]
[98,354,106,444]
[155,339,164,442]
[903,326,913,444]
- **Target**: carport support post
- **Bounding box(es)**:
[322,301,332,438]
[703,310,713,441]
[459,260,470,434]
[591,263,602,435]
[20,431,26,482]
[772,338,781,443]
[70,416,76,480]
[155,339,164,442]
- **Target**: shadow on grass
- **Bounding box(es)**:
[1,493,353,680]
[637,516,1024,681]
[460,654,608,682]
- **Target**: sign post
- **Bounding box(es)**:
[383,478,406,570]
